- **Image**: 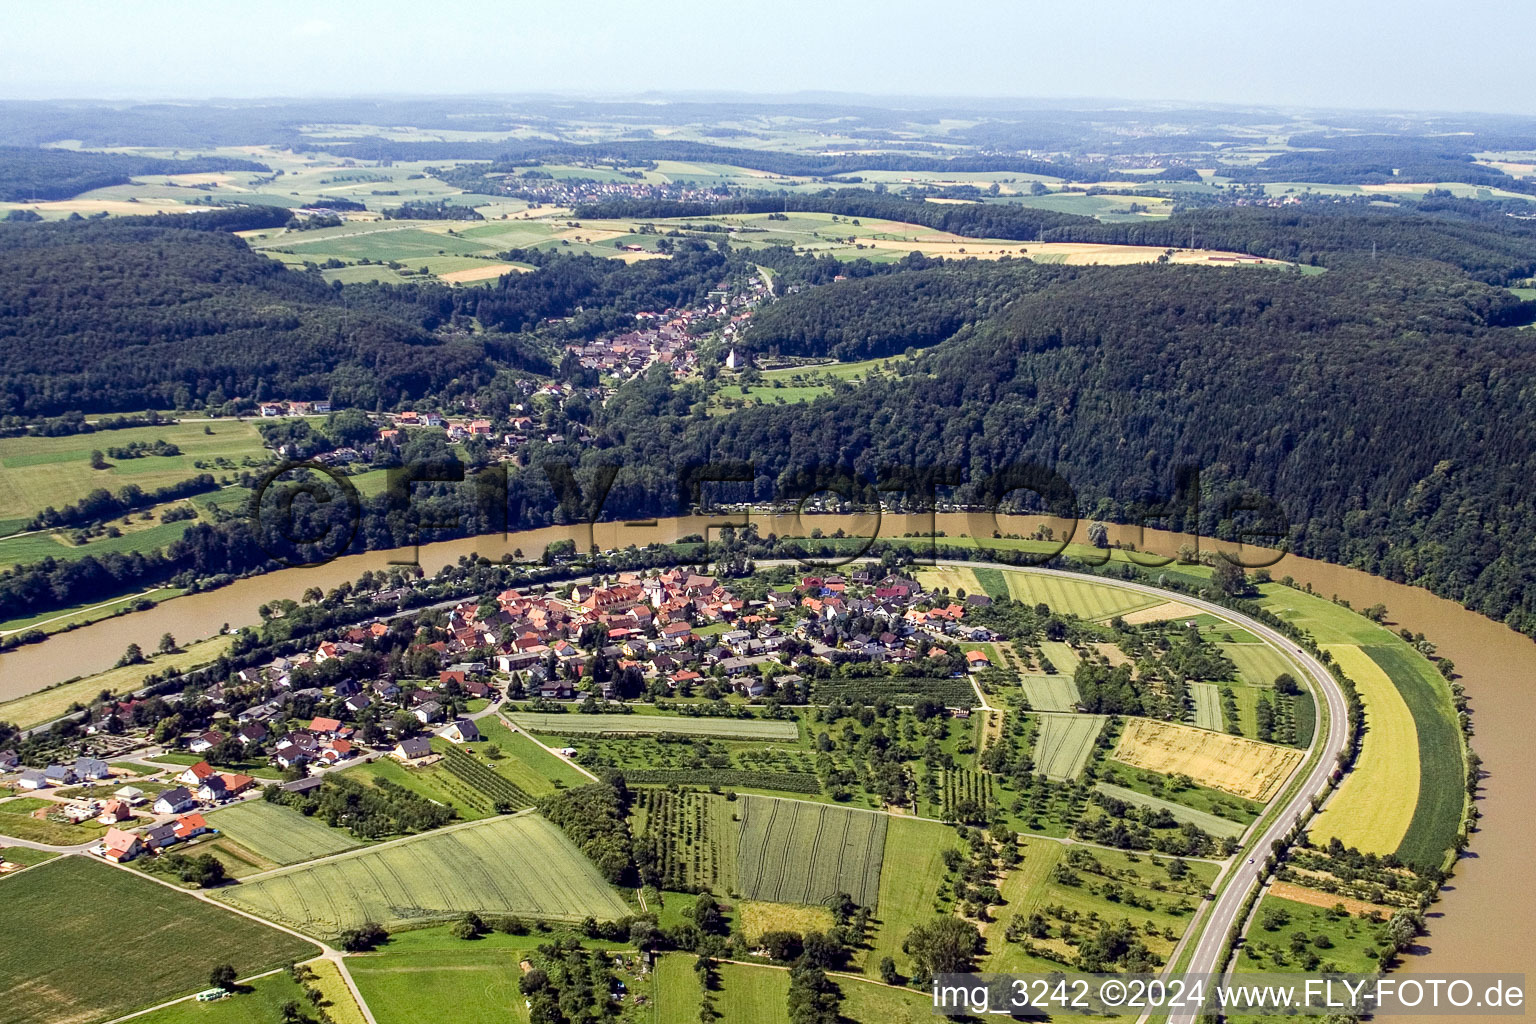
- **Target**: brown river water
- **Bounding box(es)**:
[1,511,1529,984]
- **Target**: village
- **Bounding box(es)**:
[0,562,998,873]
[247,261,772,469]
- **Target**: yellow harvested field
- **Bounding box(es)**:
[915,566,981,596]
[1267,881,1395,920]
[1114,717,1303,801]
[1092,642,1133,668]
[1309,644,1419,855]
[1121,600,1204,625]
[737,900,835,943]
[438,263,523,283]
[0,199,196,217]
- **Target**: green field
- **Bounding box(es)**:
[984,844,1219,975]
[865,816,962,976]
[1223,642,1299,686]
[1031,714,1106,779]
[340,754,496,822]
[131,970,325,1024]
[971,567,1011,600]
[512,711,798,740]
[472,716,593,791]
[709,960,937,1024]
[716,962,790,1023]
[1037,640,1082,674]
[349,948,530,1024]
[1098,758,1264,825]
[1190,681,1223,730]
[1236,892,1387,975]
[1002,571,1163,620]
[1020,674,1080,712]
[0,798,110,845]
[1095,782,1247,838]
[0,856,317,1024]
[652,953,703,1022]
[214,814,630,937]
[736,796,886,908]
[0,419,267,522]
[205,799,362,865]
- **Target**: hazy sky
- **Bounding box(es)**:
[3,0,1532,115]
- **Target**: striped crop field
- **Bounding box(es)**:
[736,796,886,908]
[510,711,797,740]
[1032,714,1106,779]
[1190,682,1224,731]
[1001,571,1164,620]
[1021,674,1080,712]
[1094,782,1247,838]
[205,799,361,865]
[214,813,629,937]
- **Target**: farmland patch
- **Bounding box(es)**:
[1115,717,1302,801]
[736,796,885,908]
[1032,714,1106,780]
[214,813,629,936]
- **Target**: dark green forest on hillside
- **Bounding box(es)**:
[0,147,268,201]
[5,201,1536,648]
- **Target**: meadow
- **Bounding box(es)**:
[1036,640,1082,674]
[984,844,1219,975]
[1190,681,1224,731]
[736,796,887,908]
[1236,892,1388,975]
[1000,571,1163,620]
[214,813,631,936]
[737,900,835,944]
[705,961,938,1024]
[1114,717,1302,801]
[348,948,530,1024]
[0,419,267,523]
[1094,782,1247,838]
[511,711,798,740]
[0,797,110,845]
[131,971,320,1024]
[1031,713,1106,779]
[863,816,962,976]
[1020,674,1080,712]
[1221,642,1299,687]
[0,856,317,1024]
[205,799,363,865]
[1097,758,1264,824]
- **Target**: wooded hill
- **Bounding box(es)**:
[0,147,269,201]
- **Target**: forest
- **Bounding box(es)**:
[0,146,268,201]
[7,197,1536,647]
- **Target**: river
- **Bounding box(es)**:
[0,510,1528,985]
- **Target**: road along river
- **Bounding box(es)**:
[0,511,1527,990]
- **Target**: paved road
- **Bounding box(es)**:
[931,560,1347,1022]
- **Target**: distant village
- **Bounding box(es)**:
[249,268,771,469]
